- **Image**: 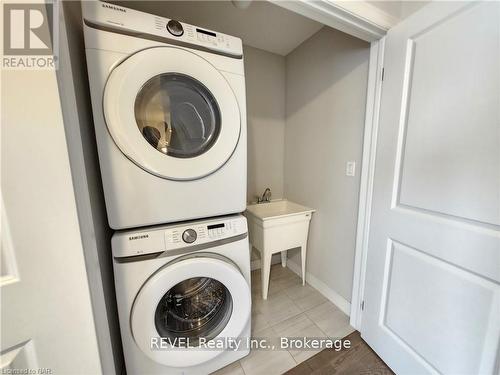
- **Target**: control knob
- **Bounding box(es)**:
[182,229,197,244]
[166,20,184,37]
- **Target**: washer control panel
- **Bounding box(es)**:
[111,215,247,258]
[165,218,243,249]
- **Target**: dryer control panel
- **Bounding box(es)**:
[112,215,248,258]
[82,1,243,58]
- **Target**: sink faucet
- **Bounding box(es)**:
[257,188,272,203]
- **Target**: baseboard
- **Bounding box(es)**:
[286,260,351,316]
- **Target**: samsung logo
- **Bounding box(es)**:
[129,234,149,241]
[102,3,127,12]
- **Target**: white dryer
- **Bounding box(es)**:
[112,215,251,374]
[82,2,247,229]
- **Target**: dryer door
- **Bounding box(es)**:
[104,47,241,180]
[131,254,251,367]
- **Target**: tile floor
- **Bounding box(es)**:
[212,264,355,375]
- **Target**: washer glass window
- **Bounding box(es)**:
[154,277,233,346]
[135,73,221,158]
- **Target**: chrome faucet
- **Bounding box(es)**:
[257,188,272,204]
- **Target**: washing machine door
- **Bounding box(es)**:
[131,254,251,367]
[104,47,241,180]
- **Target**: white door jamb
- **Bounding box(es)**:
[350,37,386,330]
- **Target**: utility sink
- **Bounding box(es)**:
[246,200,315,299]
[246,199,315,222]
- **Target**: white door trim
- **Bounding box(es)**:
[350,37,386,330]
[272,0,391,42]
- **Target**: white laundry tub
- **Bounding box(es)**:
[246,200,315,299]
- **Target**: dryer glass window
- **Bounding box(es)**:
[154,277,232,346]
[135,73,221,158]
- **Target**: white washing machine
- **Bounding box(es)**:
[82,2,247,229]
[112,215,251,374]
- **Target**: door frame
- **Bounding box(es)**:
[271,0,387,329]
[350,38,385,329]
[273,1,395,42]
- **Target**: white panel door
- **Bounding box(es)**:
[362,2,500,374]
[1,14,102,373]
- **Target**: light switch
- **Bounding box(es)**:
[346,161,356,177]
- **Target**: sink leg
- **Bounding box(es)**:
[281,250,287,267]
[261,251,272,300]
[301,243,307,285]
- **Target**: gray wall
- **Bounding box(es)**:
[244,45,286,203]
[284,28,370,302]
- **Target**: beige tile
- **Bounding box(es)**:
[249,267,355,369]
[251,268,261,279]
[267,274,302,296]
[252,263,294,278]
[251,270,261,286]
[330,321,355,339]
[284,284,327,312]
[269,264,295,280]
[271,313,328,364]
[240,327,296,375]
[251,265,302,299]
[252,291,299,317]
[305,301,354,338]
[211,360,245,375]
[251,293,301,333]
[283,283,317,300]
[251,284,263,300]
[251,312,270,334]
[272,313,322,337]
[304,300,338,320]
[240,348,296,375]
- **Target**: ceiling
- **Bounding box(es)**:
[114,1,324,56]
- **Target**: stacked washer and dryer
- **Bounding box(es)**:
[82,2,251,374]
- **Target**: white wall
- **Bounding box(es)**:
[367,1,402,20]
[367,1,430,21]
[400,1,429,19]
[284,27,370,303]
[244,45,286,202]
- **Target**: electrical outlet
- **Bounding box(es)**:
[346,161,356,177]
